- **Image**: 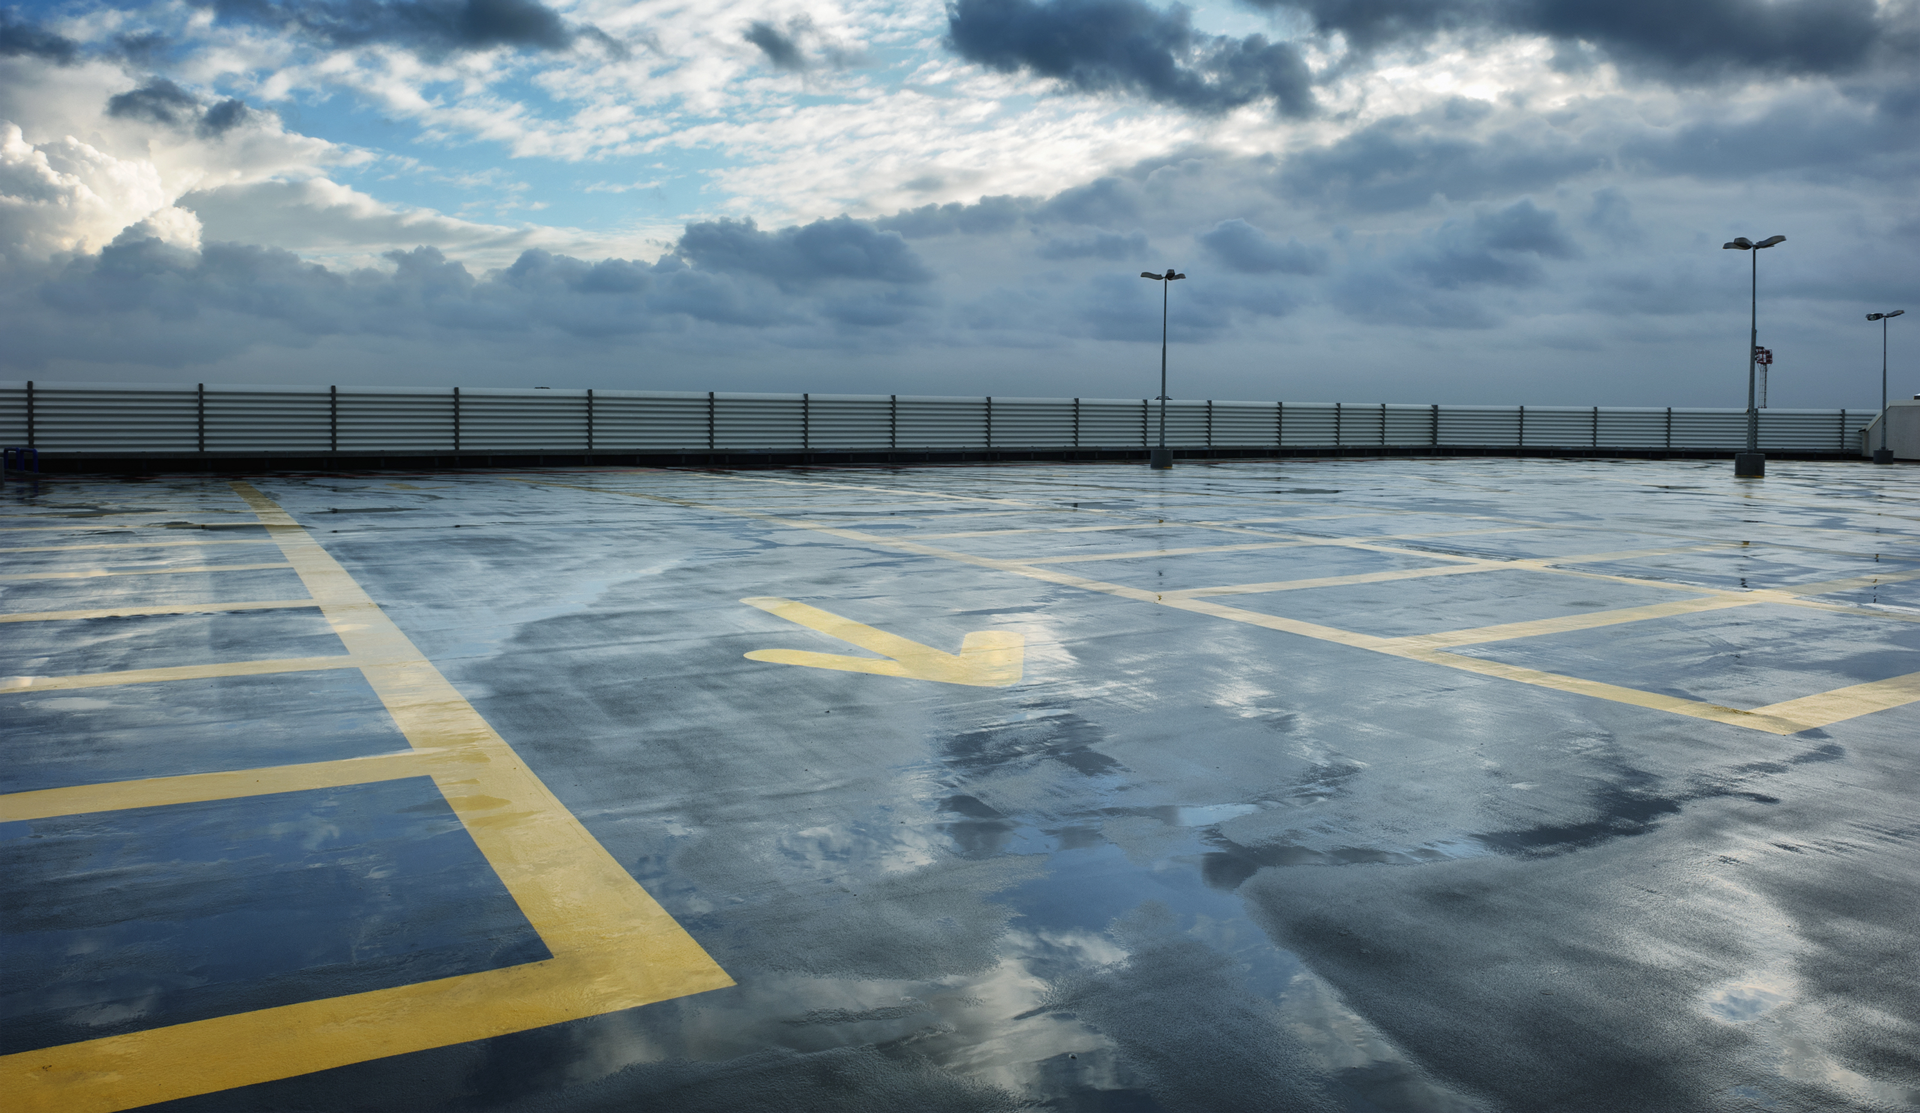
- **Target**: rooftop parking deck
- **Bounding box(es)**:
[3,458,1917,1113]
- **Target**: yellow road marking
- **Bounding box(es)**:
[0,539,274,554]
[516,476,1920,734]
[0,750,450,823]
[0,562,293,583]
[1749,671,1920,730]
[1019,540,1303,564]
[0,600,321,624]
[1173,562,1502,598]
[915,523,1156,539]
[2,657,360,692]
[1382,595,1749,651]
[3,483,731,1113]
[741,596,1023,686]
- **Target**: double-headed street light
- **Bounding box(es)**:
[1140,268,1185,469]
[1867,309,1905,464]
[1722,234,1785,477]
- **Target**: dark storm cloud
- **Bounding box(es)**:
[7,211,940,367]
[1,11,80,63]
[1329,199,1575,327]
[1197,218,1327,274]
[1036,230,1148,259]
[1252,0,1900,80]
[1408,198,1577,288]
[1620,97,1920,182]
[106,80,257,138]
[875,196,1027,238]
[1276,106,1607,213]
[676,216,932,289]
[945,0,1316,116]
[743,20,806,69]
[196,0,585,55]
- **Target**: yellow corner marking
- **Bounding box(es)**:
[0,562,293,583]
[1,483,731,1113]
[741,596,1023,686]
[2,656,360,693]
[0,600,321,624]
[0,750,453,823]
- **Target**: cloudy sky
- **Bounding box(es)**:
[1,0,1915,405]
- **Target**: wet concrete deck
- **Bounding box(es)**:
[3,458,1917,1113]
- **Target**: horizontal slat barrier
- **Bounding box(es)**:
[0,382,1869,460]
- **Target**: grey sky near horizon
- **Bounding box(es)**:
[1,0,1915,407]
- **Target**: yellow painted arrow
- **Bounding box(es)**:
[741,597,1023,687]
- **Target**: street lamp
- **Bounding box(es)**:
[1722,234,1785,477]
[1867,309,1905,464]
[1140,268,1185,469]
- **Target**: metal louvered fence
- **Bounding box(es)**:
[0,381,1878,468]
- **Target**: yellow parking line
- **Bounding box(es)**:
[0,539,274,554]
[0,562,293,582]
[2,657,360,693]
[1172,562,1501,598]
[0,750,452,823]
[1748,671,1920,731]
[1381,595,1752,651]
[0,600,321,624]
[1019,540,1304,564]
[916,523,1159,539]
[1386,645,1807,733]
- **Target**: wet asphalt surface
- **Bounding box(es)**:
[3,458,1918,1112]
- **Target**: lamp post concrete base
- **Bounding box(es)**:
[1734,451,1766,477]
[1149,447,1173,469]
[1873,448,1895,465]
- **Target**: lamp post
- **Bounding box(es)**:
[1867,309,1905,464]
[1722,234,1785,477]
[1140,268,1185,469]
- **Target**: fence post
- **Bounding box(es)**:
[1838,409,1846,452]
[329,385,338,453]
[1276,400,1283,448]
[1142,399,1148,447]
[1380,402,1386,445]
[1334,402,1341,447]
[586,389,594,453]
[196,383,206,453]
[25,380,34,449]
[707,391,715,451]
[1665,407,1672,450]
[1073,398,1080,449]
[802,393,810,452]
[1591,405,1598,448]
[1518,405,1525,448]
[985,395,992,449]
[453,386,461,452]
[1206,399,1213,448]
[890,394,897,451]
[1430,403,1438,447]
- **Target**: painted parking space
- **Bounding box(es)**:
[3,458,1918,1112]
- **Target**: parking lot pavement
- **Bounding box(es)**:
[3,457,1917,1113]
